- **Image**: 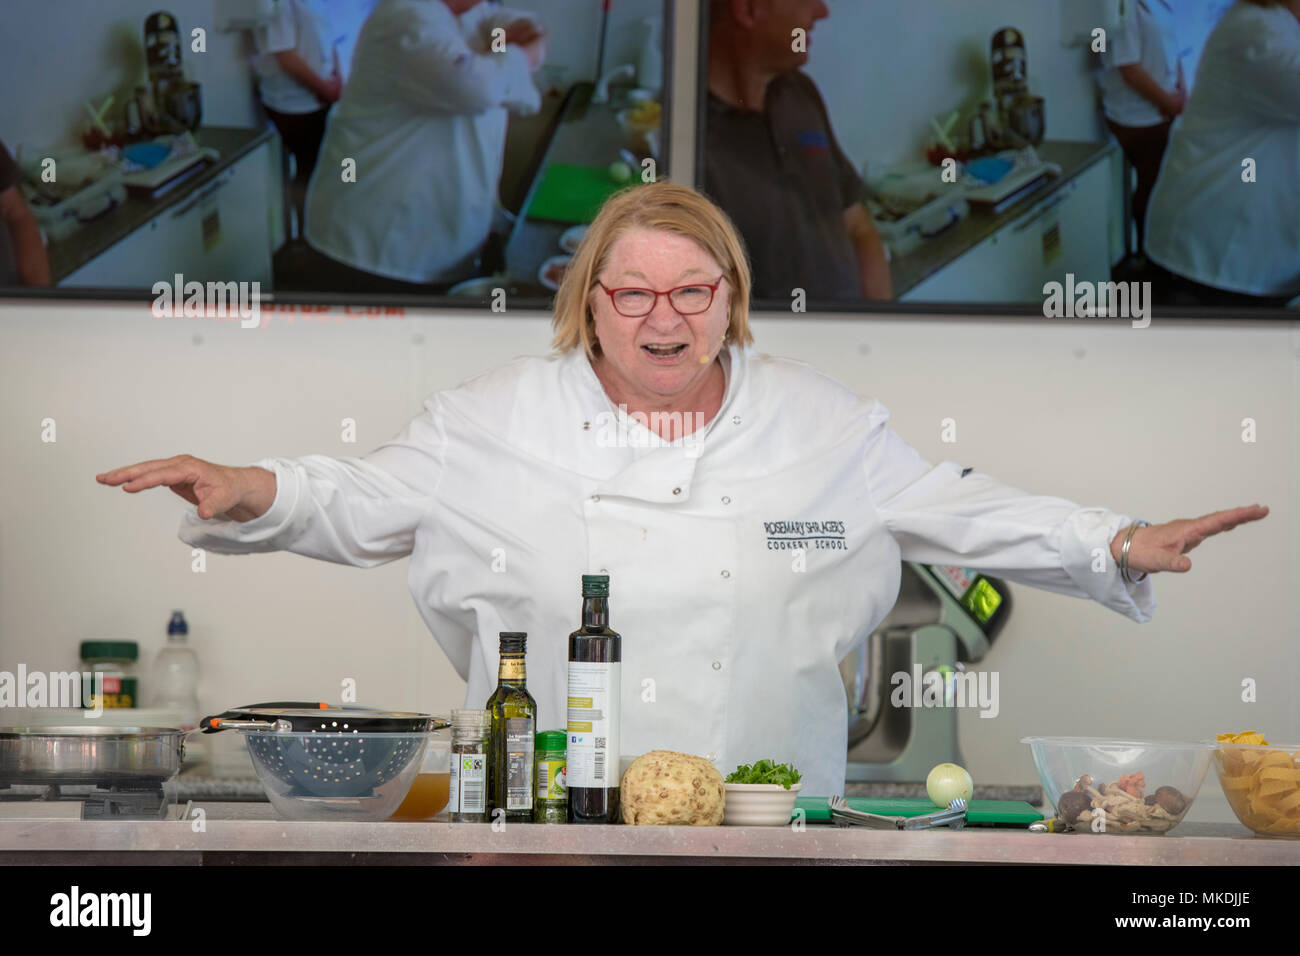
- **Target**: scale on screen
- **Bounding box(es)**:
[842,563,1011,782]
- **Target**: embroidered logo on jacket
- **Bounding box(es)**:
[763,520,846,550]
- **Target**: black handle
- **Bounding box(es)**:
[198,701,332,734]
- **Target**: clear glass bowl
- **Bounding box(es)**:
[1022,736,1213,835]
[1214,742,1300,838]
[388,735,451,821]
[241,730,428,821]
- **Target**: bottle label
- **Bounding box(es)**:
[537,758,567,800]
[498,657,526,682]
[566,661,620,788]
[505,719,534,811]
[450,749,486,814]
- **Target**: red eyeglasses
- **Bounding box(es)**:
[596,276,725,317]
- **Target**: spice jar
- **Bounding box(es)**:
[534,730,567,824]
[80,641,139,709]
[448,709,490,823]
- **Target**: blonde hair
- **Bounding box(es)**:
[550,182,754,358]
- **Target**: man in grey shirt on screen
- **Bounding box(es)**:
[705,0,892,303]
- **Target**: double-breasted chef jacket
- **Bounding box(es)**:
[180,344,1154,795]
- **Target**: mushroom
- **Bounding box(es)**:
[1153,786,1188,816]
[1057,789,1091,823]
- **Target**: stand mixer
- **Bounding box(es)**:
[843,563,1011,782]
[128,11,203,137]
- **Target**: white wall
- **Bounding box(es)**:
[804,0,1105,174]
[0,0,261,155]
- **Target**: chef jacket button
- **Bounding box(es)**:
[672,487,681,495]
[712,660,722,670]
[731,415,741,425]
[705,751,717,761]
[599,567,608,574]
[720,569,730,578]
[582,421,590,430]
[590,494,600,503]
[721,496,731,505]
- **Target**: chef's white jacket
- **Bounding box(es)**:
[179,345,1155,796]
[1097,0,1178,128]
[303,0,541,282]
[1145,1,1300,297]
[254,0,337,115]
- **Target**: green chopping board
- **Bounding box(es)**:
[525,163,638,224]
[795,797,1043,826]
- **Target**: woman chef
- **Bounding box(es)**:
[97,184,1268,796]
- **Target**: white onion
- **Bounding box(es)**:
[926,762,973,807]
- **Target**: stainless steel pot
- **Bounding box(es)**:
[0,726,185,785]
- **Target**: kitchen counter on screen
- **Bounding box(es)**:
[888,139,1117,299]
[2,804,1295,866]
[45,125,275,285]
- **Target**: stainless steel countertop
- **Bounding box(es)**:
[2,804,1295,865]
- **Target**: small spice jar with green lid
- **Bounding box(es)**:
[80,641,139,709]
[534,730,567,824]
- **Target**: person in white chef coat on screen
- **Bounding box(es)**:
[1095,0,1184,258]
[97,184,1269,797]
[1144,0,1300,308]
[252,0,344,234]
[301,0,545,293]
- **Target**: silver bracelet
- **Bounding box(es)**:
[1120,520,1150,584]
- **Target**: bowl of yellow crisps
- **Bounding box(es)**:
[1214,731,1300,838]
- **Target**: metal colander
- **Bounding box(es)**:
[201,704,448,803]
[244,729,425,798]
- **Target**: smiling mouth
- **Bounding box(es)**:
[643,344,687,357]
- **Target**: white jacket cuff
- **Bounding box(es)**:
[1060,508,1156,623]
[177,458,300,553]
[501,45,541,114]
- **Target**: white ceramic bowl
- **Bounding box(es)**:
[722,782,802,826]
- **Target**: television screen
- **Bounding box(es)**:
[696,0,1299,320]
[0,0,671,308]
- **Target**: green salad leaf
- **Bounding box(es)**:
[725,759,802,789]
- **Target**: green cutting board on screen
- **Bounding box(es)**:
[525,163,638,224]
[794,796,1043,826]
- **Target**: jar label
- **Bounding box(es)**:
[537,758,567,800]
[450,749,486,814]
[88,677,137,709]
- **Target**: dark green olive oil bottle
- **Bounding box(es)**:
[567,575,621,824]
[486,631,537,823]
